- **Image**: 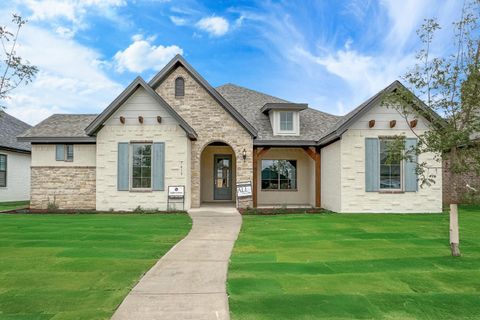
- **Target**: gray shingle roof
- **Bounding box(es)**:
[0,111,31,152]
[216,84,341,142]
[18,114,98,143]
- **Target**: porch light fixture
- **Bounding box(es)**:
[242,148,247,161]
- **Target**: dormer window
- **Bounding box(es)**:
[175,77,184,97]
[261,102,307,136]
[280,111,294,132]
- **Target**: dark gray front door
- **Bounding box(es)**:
[214,154,232,200]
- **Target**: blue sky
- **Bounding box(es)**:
[1,0,464,124]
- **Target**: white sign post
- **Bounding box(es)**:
[236,181,252,208]
[167,185,185,210]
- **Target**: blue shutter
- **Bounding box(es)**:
[404,138,418,192]
[118,143,129,191]
[365,138,380,192]
[152,142,165,191]
[55,144,64,161]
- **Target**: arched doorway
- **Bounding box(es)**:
[200,141,236,204]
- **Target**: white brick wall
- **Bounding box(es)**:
[321,141,341,212]
[96,87,191,211]
[338,103,442,213]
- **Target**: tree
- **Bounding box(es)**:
[0,14,38,109]
[383,0,480,256]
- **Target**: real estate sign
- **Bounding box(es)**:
[236,181,252,199]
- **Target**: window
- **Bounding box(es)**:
[379,139,402,190]
[56,144,74,161]
[279,111,294,131]
[132,144,152,189]
[175,77,185,97]
[261,160,297,190]
[0,154,6,187]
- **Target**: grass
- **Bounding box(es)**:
[0,201,29,211]
[228,206,480,320]
[0,213,191,320]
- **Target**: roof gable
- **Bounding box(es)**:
[0,111,31,152]
[318,80,444,146]
[149,55,258,137]
[85,76,197,140]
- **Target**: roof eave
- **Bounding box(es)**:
[0,145,31,154]
[254,139,317,147]
[17,136,97,143]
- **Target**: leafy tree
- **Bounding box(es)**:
[384,0,480,256]
[0,14,38,109]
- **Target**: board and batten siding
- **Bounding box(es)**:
[0,150,30,201]
[321,140,341,212]
[339,103,442,213]
[96,86,191,211]
[31,144,96,167]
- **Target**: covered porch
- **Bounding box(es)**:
[252,145,321,208]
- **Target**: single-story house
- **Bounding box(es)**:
[18,55,443,213]
[0,111,31,202]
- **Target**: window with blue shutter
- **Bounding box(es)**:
[118,143,129,191]
[55,144,65,161]
[152,142,165,191]
[404,138,418,192]
[365,138,380,192]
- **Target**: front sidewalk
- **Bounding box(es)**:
[112,205,242,320]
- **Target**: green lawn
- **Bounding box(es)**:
[0,201,29,212]
[228,206,480,320]
[0,213,191,320]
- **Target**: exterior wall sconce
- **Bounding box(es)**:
[119,116,125,124]
[138,116,144,124]
[242,148,247,161]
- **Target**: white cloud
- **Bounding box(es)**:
[114,35,183,73]
[4,23,123,125]
[196,16,229,37]
[170,16,187,26]
[20,0,127,36]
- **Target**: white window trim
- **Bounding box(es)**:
[273,111,300,136]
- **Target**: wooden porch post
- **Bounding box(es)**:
[315,147,321,208]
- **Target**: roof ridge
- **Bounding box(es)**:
[216,83,290,103]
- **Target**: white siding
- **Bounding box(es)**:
[31,144,96,167]
[0,150,30,201]
[321,140,341,212]
[96,87,191,211]
[339,103,442,213]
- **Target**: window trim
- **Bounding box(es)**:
[0,154,6,188]
[175,76,185,97]
[260,159,298,191]
[56,144,74,162]
[130,142,153,191]
[278,111,295,133]
[378,138,403,191]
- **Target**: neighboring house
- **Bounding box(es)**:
[18,55,443,213]
[0,111,31,202]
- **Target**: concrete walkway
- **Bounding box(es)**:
[112,204,242,320]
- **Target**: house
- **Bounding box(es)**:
[0,111,31,202]
[18,55,443,213]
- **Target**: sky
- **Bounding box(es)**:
[0,0,465,125]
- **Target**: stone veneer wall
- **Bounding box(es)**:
[30,166,96,210]
[443,159,480,204]
[156,65,254,208]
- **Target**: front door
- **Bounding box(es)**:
[214,154,232,200]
